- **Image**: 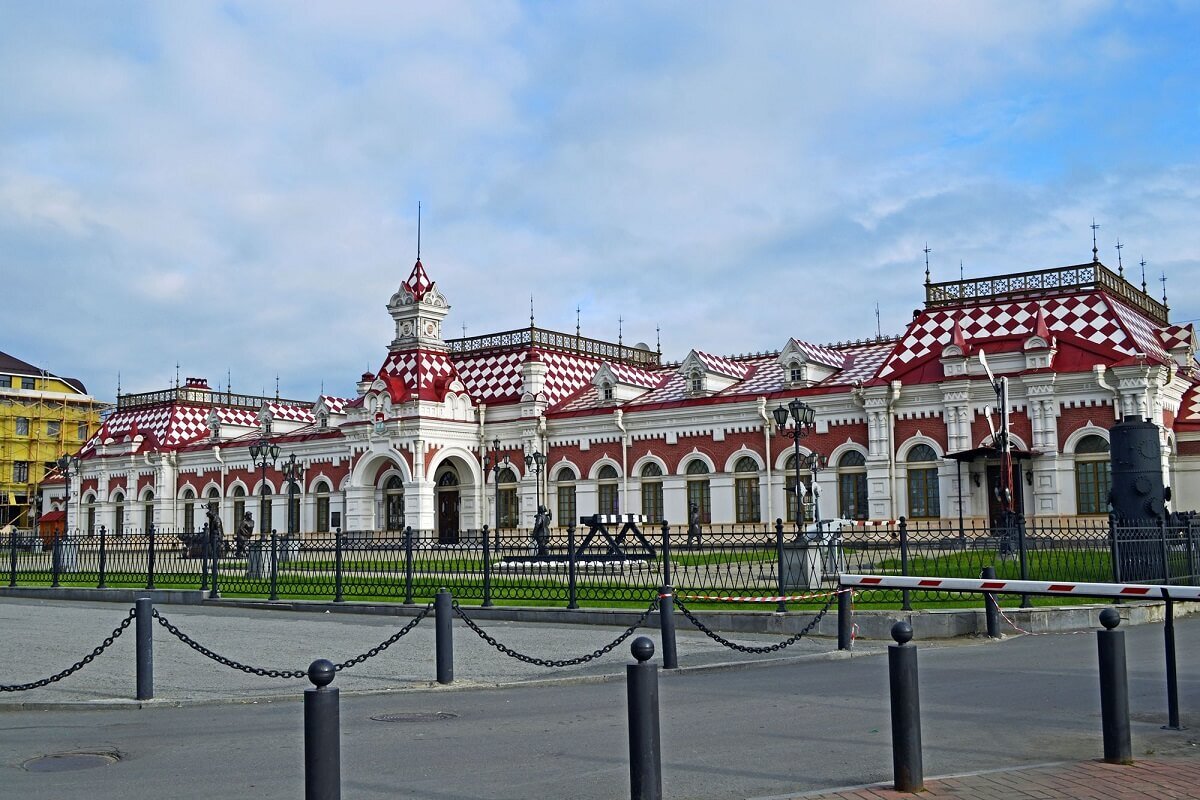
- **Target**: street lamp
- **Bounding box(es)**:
[773,399,817,539]
[249,436,281,537]
[800,451,828,530]
[55,454,82,532]
[281,453,305,537]
[524,448,549,557]
[523,449,547,509]
[483,438,510,544]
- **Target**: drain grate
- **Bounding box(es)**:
[371,711,458,723]
[23,751,121,773]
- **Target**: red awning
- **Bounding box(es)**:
[39,510,66,522]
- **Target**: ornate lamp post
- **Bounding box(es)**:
[800,451,828,529]
[281,453,305,536]
[523,449,547,509]
[249,436,281,537]
[483,438,510,545]
[55,454,82,532]
[772,399,817,539]
[524,448,549,557]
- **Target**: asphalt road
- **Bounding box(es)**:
[1,606,1198,799]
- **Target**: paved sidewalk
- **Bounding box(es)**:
[786,758,1200,799]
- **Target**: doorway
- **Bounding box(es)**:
[436,470,460,544]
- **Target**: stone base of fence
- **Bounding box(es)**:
[0,587,209,605]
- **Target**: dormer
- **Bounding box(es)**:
[940,318,970,378]
[776,339,845,388]
[206,408,222,442]
[591,362,657,405]
[679,350,749,396]
[312,395,351,431]
[1022,306,1056,370]
[257,406,274,435]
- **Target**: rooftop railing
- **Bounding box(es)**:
[117,387,311,412]
[447,326,662,367]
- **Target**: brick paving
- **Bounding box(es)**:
[788,758,1200,800]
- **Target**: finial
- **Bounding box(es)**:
[117,371,122,396]
[1140,256,1147,292]
[575,305,581,339]
[227,369,232,397]
[530,295,535,329]
[959,260,964,283]
[656,325,661,355]
[1115,239,1124,277]
[875,303,881,339]
[1160,271,1168,305]
[923,243,931,285]
[1091,218,1100,264]
[417,201,421,260]
[175,362,180,388]
[275,375,280,400]
[320,379,324,395]
[462,323,468,338]
[618,315,623,347]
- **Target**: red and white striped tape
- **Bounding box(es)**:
[839,573,1200,601]
[678,587,852,604]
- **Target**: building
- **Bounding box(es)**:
[0,351,105,527]
[68,252,1200,538]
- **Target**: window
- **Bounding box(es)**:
[689,370,704,394]
[21,377,34,390]
[837,450,868,520]
[232,485,246,533]
[601,382,614,401]
[15,417,28,436]
[596,464,620,515]
[47,421,61,437]
[788,363,804,384]
[495,467,519,528]
[143,493,155,532]
[113,492,126,536]
[77,423,88,440]
[85,499,96,535]
[1074,435,1111,515]
[784,454,814,524]
[182,488,195,532]
[260,491,273,533]
[384,475,405,530]
[734,456,761,523]
[0,376,10,388]
[640,462,664,524]
[205,488,220,531]
[314,481,331,533]
[555,466,577,526]
[12,461,29,483]
[685,460,711,524]
[906,444,941,519]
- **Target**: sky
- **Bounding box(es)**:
[2,1,1199,404]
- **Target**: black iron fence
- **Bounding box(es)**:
[5,514,1198,606]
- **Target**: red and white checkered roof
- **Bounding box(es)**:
[318,395,350,414]
[401,259,434,302]
[607,362,662,389]
[787,339,848,369]
[877,292,1170,380]
[1160,323,1197,352]
[379,349,462,403]
[1180,383,1200,425]
[266,401,316,424]
[453,348,601,406]
[692,350,751,379]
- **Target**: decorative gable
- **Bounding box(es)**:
[777,338,845,387]
[592,362,658,404]
[679,350,748,396]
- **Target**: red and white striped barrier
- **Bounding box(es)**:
[839,573,1200,601]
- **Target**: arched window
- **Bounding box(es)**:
[734,456,761,523]
[640,462,664,524]
[1074,435,1111,515]
[143,490,155,532]
[600,381,614,402]
[906,444,940,519]
[495,467,518,529]
[112,491,126,536]
[385,475,405,531]
[555,466,577,527]
[182,488,195,532]
[837,450,868,521]
[685,459,711,524]
[205,487,220,527]
[313,480,331,533]
[84,493,96,536]
[784,453,815,524]
[596,464,620,515]
[689,370,704,395]
[232,485,247,534]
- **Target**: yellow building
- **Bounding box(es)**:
[0,351,106,527]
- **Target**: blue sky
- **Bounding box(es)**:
[2,1,1198,402]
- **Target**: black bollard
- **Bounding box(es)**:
[888,621,923,792]
[981,566,1001,639]
[304,659,341,800]
[837,586,853,651]
[135,596,154,700]
[660,519,672,587]
[435,589,453,684]
[1097,608,1133,764]
[658,585,678,669]
[1162,593,1183,730]
[626,636,662,800]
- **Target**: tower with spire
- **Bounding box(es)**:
[387,257,451,351]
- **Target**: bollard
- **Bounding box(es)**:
[147,525,157,590]
[567,523,579,610]
[435,589,453,684]
[774,518,787,613]
[209,523,221,600]
[626,636,662,800]
[304,659,341,800]
[658,585,678,669]
[403,526,415,605]
[136,596,154,700]
[981,566,1001,639]
[1162,592,1183,730]
[333,528,343,603]
[837,587,853,651]
[888,621,923,792]
[481,525,493,608]
[269,529,279,601]
[51,529,62,588]
[660,519,672,587]
[1097,608,1133,764]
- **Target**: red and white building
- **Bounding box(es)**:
[68,254,1200,539]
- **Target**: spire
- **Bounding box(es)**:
[530,295,535,329]
[402,258,433,302]
[1091,219,1100,264]
[1161,271,1168,305]
[1032,305,1050,341]
[275,375,280,401]
[618,316,624,347]
[656,325,661,355]
[1115,239,1124,278]
[575,305,581,339]
[417,201,421,261]
[1140,257,1147,293]
[117,371,122,397]
[923,244,931,285]
[950,316,968,351]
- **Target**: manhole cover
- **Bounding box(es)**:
[23,751,120,772]
[371,711,458,723]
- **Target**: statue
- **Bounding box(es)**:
[234,512,254,557]
[686,502,702,549]
[205,505,224,555]
[532,504,552,558]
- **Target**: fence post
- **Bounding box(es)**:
[1162,592,1182,731]
[774,518,787,613]
[403,526,415,605]
[481,524,493,608]
[97,524,108,589]
[627,636,662,800]
[1097,608,1132,764]
[146,525,157,590]
[567,522,579,610]
[1159,516,1172,584]
[200,523,210,591]
[51,529,62,588]
[209,523,221,600]
[1108,511,1122,584]
[435,588,453,685]
[136,596,154,701]
[268,529,279,601]
[660,520,672,587]
[304,659,341,800]
[897,517,912,612]
[658,584,678,669]
[333,528,343,603]
[837,586,853,651]
[981,566,1001,639]
[9,524,17,587]
[1015,513,1030,608]
[888,621,923,792]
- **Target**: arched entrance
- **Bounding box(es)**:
[436,468,461,544]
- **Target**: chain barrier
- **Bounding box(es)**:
[452,596,659,667]
[1,608,136,692]
[152,602,435,678]
[673,591,838,654]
